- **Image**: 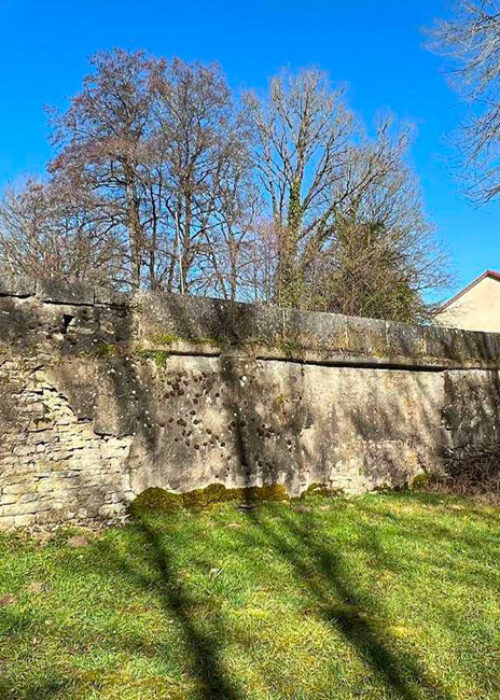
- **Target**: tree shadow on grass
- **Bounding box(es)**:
[95,515,242,700]
[6,678,72,700]
[2,497,489,700]
[354,497,500,589]
[237,504,455,700]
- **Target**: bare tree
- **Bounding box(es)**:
[428,1,500,202]
[195,168,261,301]
[1,51,449,322]
[313,121,451,321]
[48,50,256,294]
[229,218,279,303]
[249,69,449,318]
[247,69,353,307]
[151,58,255,295]
[48,49,162,288]
[0,178,124,284]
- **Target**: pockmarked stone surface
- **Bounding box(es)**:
[1,276,500,529]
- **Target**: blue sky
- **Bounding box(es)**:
[0,0,498,296]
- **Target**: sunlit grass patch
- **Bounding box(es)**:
[0,491,498,699]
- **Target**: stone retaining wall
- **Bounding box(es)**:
[1,276,499,528]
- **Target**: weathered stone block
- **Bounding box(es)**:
[0,275,37,297]
[36,279,95,306]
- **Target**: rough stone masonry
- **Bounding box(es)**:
[1,275,500,529]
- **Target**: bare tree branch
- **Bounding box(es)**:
[428,1,500,203]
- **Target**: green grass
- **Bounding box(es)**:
[0,491,499,699]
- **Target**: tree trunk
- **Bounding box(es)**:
[278,177,302,307]
[124,164,143,289]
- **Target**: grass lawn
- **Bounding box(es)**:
[0,491,499,700]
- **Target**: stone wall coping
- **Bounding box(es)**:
[1,274,500,370]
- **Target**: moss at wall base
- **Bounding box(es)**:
[130,484,290,517]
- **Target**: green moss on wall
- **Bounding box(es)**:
[273,394,285,410]
[297,483,340,499]
[137,349,169,369]
[130,483,290,517]
[146,333,179,346]
[130,488,184,517]
[145,332,220,349]
[94,343,120,359]
[196,336,220,347]
[411,473,434,490]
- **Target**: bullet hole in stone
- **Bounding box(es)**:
[193,419,201,425]
[193,399,198,404]
[220,442,226,448]
[206,428,212,435]
[194,444,200,450]
[190,410,196,416]
[168,417,174,423]
[61,314,74,335]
